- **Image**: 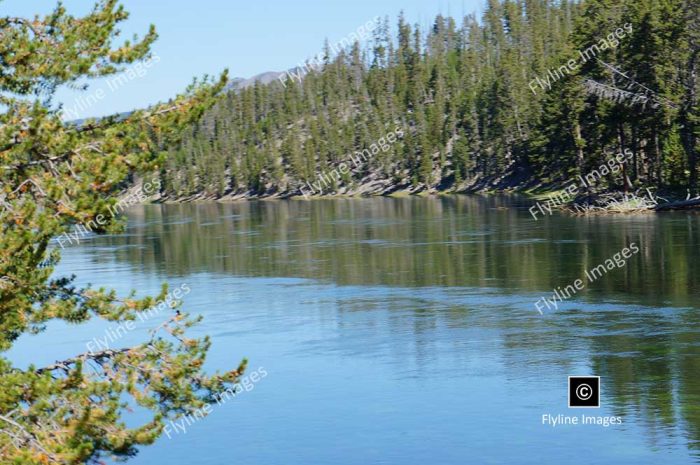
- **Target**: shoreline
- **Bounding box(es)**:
[135,185,700,214]
[128,169,700,213]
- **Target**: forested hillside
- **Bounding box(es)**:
[158,0,699,200]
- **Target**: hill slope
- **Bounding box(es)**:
[157,0,699,201]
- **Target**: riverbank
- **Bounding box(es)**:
[148,182,700,215]
[129,168,700,214]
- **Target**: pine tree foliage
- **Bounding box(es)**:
[0,2,245,463]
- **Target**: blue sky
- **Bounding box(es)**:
[3,0,482,117]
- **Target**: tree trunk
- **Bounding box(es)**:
[618,123,632,192]
[653,126,662,187]
[680,49,699,193]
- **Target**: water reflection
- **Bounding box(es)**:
[78,195,700,462]
[102,197,698,304]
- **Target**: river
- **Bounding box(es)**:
[9,195,700,464]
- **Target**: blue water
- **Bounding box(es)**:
[9,197,700,464]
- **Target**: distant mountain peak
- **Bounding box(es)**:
[227,71,287,90]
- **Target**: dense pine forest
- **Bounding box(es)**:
[157,0,699,200]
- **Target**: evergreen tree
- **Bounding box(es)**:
[157,0,698,198]
[0,3,246,463]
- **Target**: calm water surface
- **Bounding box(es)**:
[10,196,700,464]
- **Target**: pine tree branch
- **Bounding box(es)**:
[0,414,62,463]
[36,347,132,375]
[595,58,678,109]
[0,102,182,159]
[583,79,657,108]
